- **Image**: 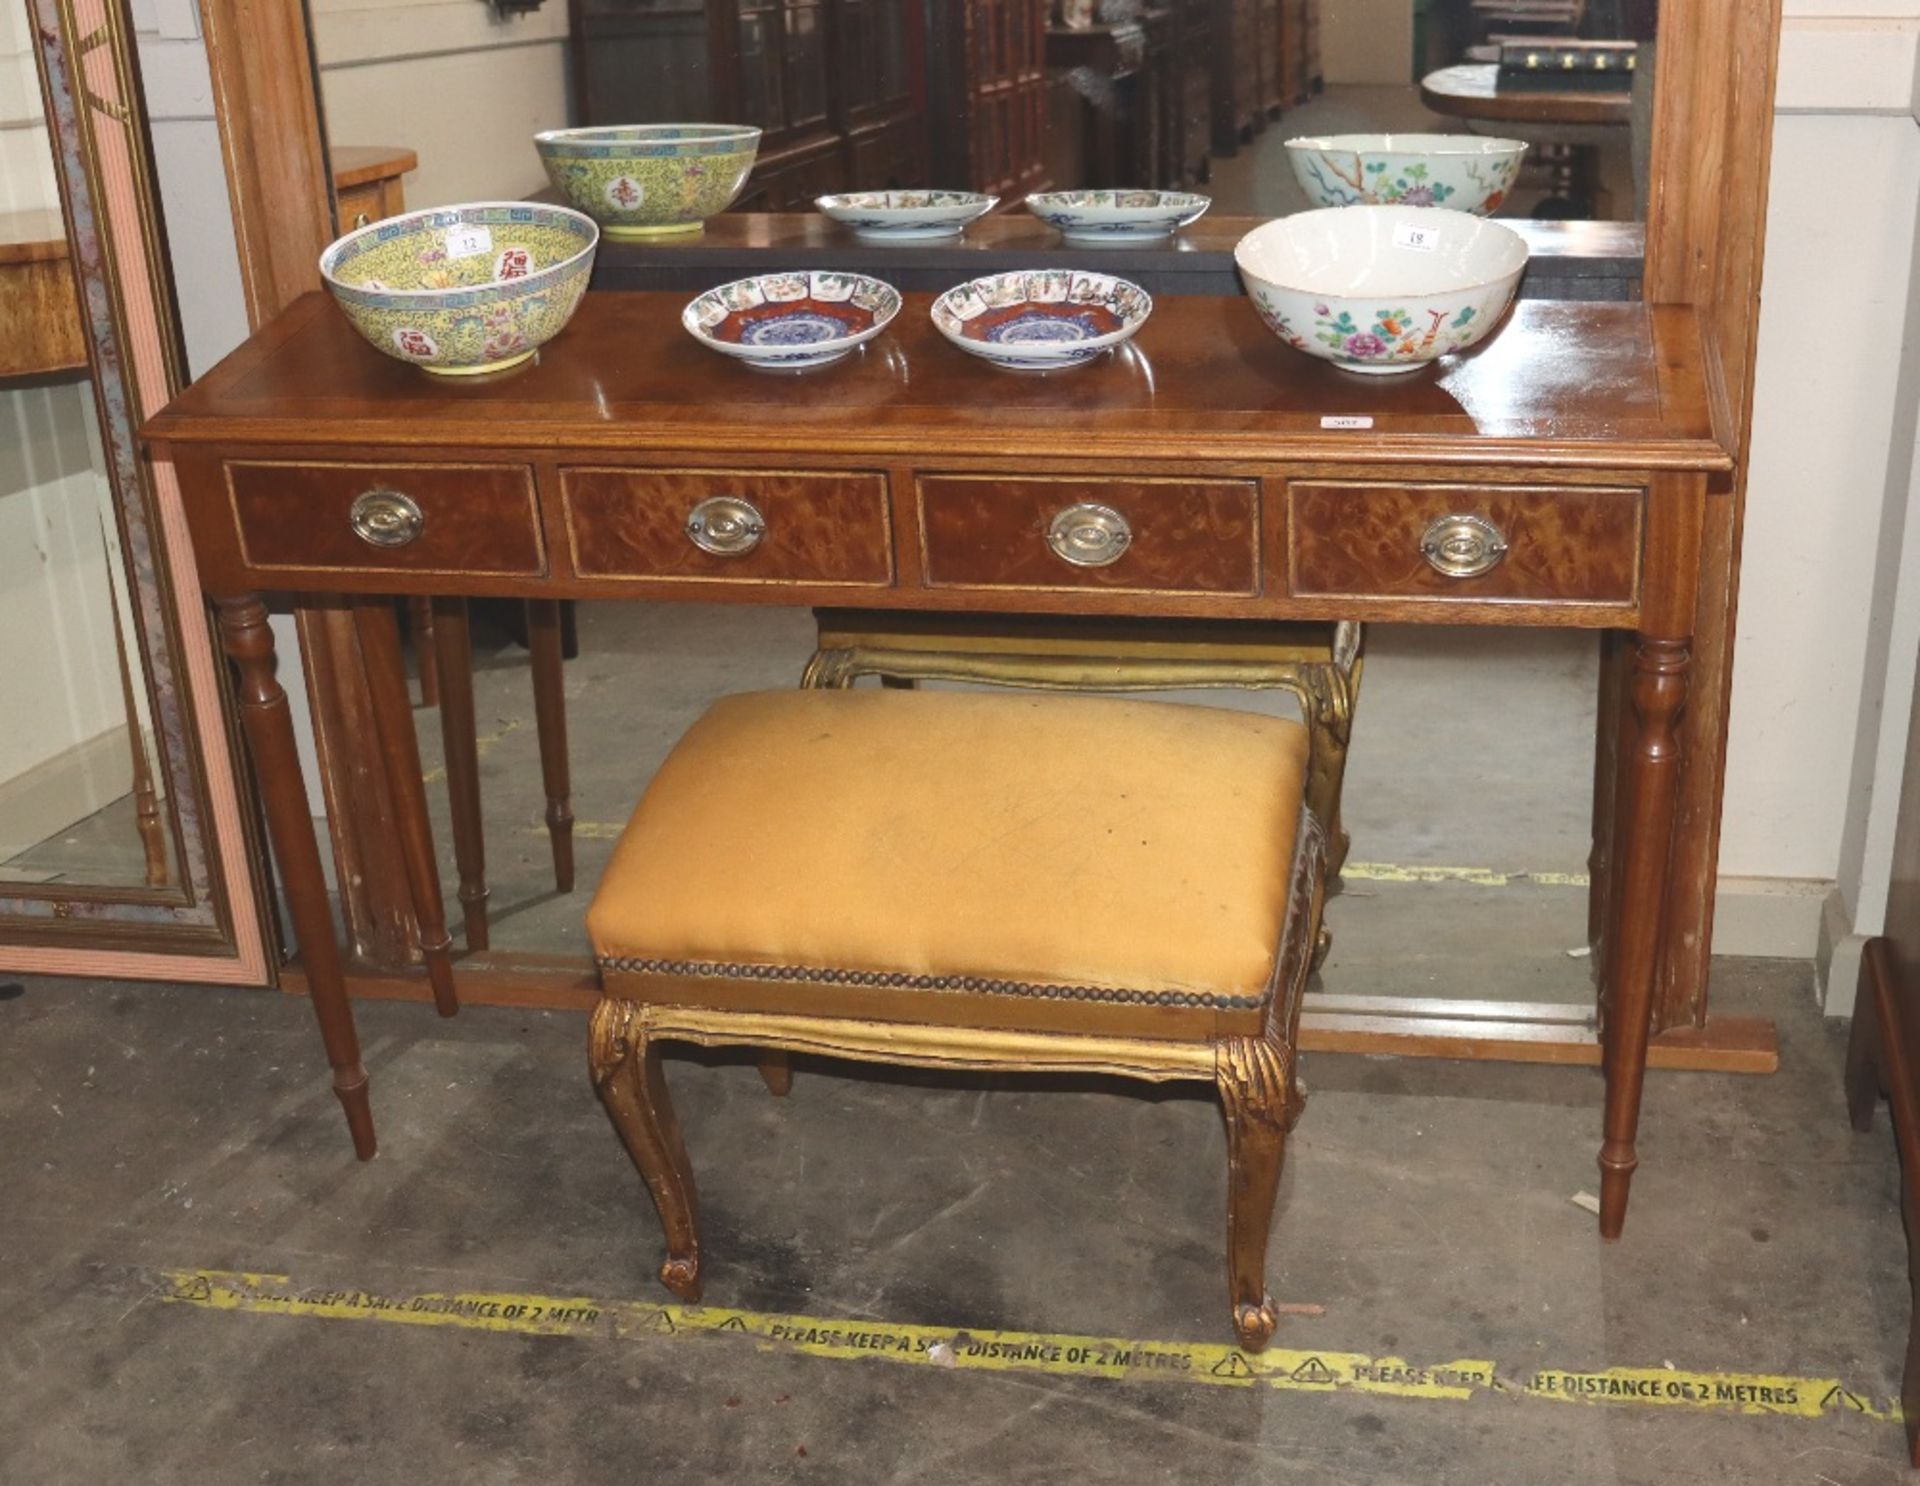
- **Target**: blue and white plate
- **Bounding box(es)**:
[1023,189,1210,243]
[931,270,1152,370]
[815,190,997,241]
[683,271,901,369]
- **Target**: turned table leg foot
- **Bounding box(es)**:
[1598,633,1689,1239]
[215,594,376,1160]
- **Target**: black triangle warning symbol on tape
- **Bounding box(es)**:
[717,1316,749,1332]
[1211,1352,1255,1378]
[642,1310,676,1333]
[1819,1385,1869,1414]
[1291,1356,1339,1385]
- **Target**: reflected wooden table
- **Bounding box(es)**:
[1421,63,1633,216]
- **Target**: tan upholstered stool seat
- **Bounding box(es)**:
[584,686,1326,1353]
[587,688,1311,1039]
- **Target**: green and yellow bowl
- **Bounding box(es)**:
[319,202,599,376]
[534,124,761,240]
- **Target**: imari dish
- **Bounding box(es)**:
[319,202,599,376]
[1285,133,1527,217]
[1023,189,1210,242]
[814,190,997,241]
[931,270,1152,370]
[1234,206,1528,375]
[682,272,902,369]
[534,124,761,240]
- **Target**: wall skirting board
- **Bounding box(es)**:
[0,723,142,864]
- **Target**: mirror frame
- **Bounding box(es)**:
[2,0,270,980]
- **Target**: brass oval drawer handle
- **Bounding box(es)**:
[686,495,766,556]
[1419,513,1509,579]
[1046,502,1132,568]
[349,489,425,548]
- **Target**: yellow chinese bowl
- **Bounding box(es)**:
[535,124,761,240]
[319,202,600,376]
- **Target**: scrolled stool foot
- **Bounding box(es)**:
[660,1252,703,1302]
[1233,1296,1279,1352]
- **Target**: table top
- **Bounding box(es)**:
[1420,63,1633,127]
[146,290,1728,472]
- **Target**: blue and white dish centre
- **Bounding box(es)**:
[1023,189,1211,243]
[682,271,903,369]
[931,270,1152,370]
[814,190,998,241]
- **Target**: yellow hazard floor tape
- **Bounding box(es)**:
[153,1268,1893,1424]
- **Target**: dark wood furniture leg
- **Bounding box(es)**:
[353,598,460,1017]
[1847,937,1920,1464]
[527,599,575,893]
[758,1052,793,1095]
[407,596,439,707]
[1598,632,1690,1237]
[214,595,376,1159]
[590,1000,702,1299]
[429,598,490,951]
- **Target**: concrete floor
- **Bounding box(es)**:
[2,957,1915,1483]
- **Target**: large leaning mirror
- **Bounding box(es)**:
[0,0,265,975]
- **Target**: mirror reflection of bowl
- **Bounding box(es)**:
[682,271,902,369]
[1023,189,1210,243]
[319,202,599,376]
[1284,134,1527,217]
[1234,206,1529,375]
[931,270,1152,370]
[815,190,997,241]
[534,124,760,239]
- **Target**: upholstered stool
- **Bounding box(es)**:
[585,687,1326,1350]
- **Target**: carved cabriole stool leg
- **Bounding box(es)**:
[430,598,490,952]
[526,600,575,893]
[353,599,460,1017]
[1215,1033,1300,1352]
[214,594,376,1160]
[590,1001,702,1300]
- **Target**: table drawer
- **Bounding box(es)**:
[1287,481,1643,607]
[561,467,893,586]
[916,475,1260,594]
[227,461,544,576]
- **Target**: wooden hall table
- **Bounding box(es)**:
[147,288,1744,1238]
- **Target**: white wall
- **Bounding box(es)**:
[1734,2,1920,1005]
[311,0,570,210]
[1319,0,1415,88]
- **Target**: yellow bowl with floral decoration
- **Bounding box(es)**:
[319,202,599,376]
[535,124,761,240]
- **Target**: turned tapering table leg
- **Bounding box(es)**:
[354,599,460,1017]
[408,596,439,707]
[527,599,574,894]
[214,595,376,1160]
[1597,632,1690,1238]
[430,598,490,951]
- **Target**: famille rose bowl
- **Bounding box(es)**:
[1023,189,1210,242]
[1285,133,1527,216]
[682,271,902,369]
[534,124,760,239]
[319,202,599,376]
[931,270,1151,370]
[1234,206,1527,375]
[815,190,997,241]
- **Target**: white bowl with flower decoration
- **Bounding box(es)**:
[1234,206,1528,375]
[319,201,599,376]
[682,271,901,370]
[815,190,997,241]
[1285,133,1527,217]
[1023,189,1211,243]
[931,270,1151,370]
[534,124,761,240]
